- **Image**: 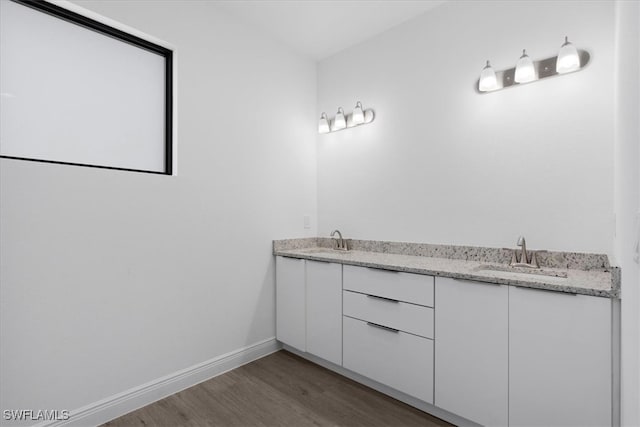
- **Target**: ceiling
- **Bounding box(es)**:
[213,0,446,61]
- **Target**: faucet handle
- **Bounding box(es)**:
[510,251,519,266]
[529,251,539,268]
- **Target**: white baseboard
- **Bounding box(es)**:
[38,338,281,427]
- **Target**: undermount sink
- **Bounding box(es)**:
[475,264,568,283]
[303,248,351,256]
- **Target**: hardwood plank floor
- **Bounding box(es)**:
[103,350,453,427]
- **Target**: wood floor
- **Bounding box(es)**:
[103,350,453,427]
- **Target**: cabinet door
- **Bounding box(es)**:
[435,277,508,426]
[509,287,611,427]
[306,261,342,365]
[276,256,305,351]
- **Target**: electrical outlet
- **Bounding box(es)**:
[303,215,311,229]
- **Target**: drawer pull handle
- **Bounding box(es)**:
[366,322,400,333]
[367,294,399,303]
[517,286,577,296]
[366,266,400,273]
[449,277,502,286]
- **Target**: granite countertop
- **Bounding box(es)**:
[273,238,620,298]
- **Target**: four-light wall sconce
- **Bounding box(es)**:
[318,101,375,134]
[478,36,590,93]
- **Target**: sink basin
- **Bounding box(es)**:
[475,264,568,283]
[302,248,351,256]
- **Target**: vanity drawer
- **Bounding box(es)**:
[343,316,434,403]
[343,265,434,307]
[343,290,434,338]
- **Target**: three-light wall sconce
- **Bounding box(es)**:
[318,101,375,134]
[477,36,590,93]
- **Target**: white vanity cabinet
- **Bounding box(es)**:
[275,256,343,365]
[275,256,306,351]
[434,276,614,427]
[342,265,435,403]
[277,253,616,427]
[435,277,509,427]
[509,286,612,427]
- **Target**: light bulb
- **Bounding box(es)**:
[318,113,330,134]
[514,49,536,83]
[333,107,346,131]
[479,60,498,92]
[556,36,580,74]
[352,101,365,125]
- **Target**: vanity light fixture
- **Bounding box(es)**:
[556,36,580,74]
[333,107,346,131]
[352,101,365,125]
[514,49,535,83]
[478,60,498,92]
[318,103,375,134]
[476,37,589,93]
[318,113,330,134]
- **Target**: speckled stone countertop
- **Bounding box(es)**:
[273,238,620,298]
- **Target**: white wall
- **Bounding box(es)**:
[614,1,640,425]
[0,0,317,422]
[317,0,615,256]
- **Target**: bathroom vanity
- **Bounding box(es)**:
[273,238,620,427]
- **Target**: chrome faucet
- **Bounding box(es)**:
[510,236,539,268]
[330,229,348,251]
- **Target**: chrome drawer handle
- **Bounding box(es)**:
[366,322,400,333]
[366,266,400,273]
[516,286,577,296]
[366,294,399,303]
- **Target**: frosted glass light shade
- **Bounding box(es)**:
[318,113,330,134]
[352,101,365,125]
[333,107,346,131]
[514,49,535,83]
[556,36,580,74]
[479,60,498,92]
